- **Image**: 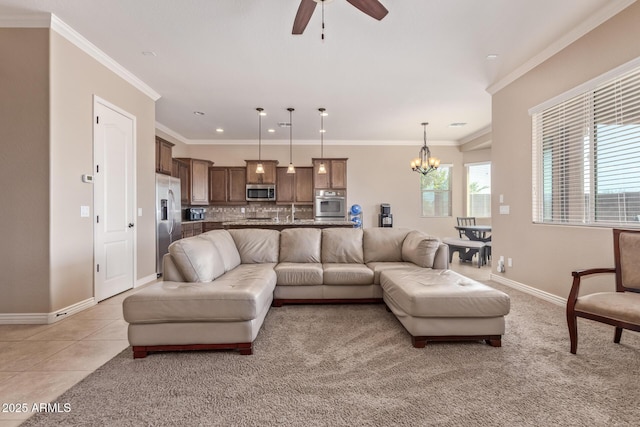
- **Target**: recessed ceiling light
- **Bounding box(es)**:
[142,51,157,57]
[319,129,326,133]
[267,129,275,133]
[449,122,467,127]
[486,54,499,60]
[194,111,205,116]
[216,128,224,133]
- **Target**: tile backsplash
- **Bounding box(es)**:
[205,204,313,222]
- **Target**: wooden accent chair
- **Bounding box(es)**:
[456,217,477,238]
[566,228,640,354]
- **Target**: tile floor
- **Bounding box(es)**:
[0,259,490,426]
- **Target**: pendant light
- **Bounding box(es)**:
[255,108,266,174]
[287,107,296,174]
[411,122,440,176]
[318,108,327,174]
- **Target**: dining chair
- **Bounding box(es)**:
[566,228,640,354]
[456,217,476,238]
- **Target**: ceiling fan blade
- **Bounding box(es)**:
[292,0,318,34]
[346,0,389,21]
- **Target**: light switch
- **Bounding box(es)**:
[499,205,510,215]
[80,206,90,217]
[138,208,143,217]
[499,194,504,203]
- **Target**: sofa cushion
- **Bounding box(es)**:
[199,230,241,272]
[123,264,276,323]
[228,229,280,264]
[321,228,364,263]
[323,263,374,286]
[401,231,441,268]
[366,262,421,285]
[275,262,323,286]
[280,228,321,263]
[168,236,225,283]
[363,228,410,263]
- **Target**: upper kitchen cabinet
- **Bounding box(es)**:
[276,166,313,205]
[312,158,348,189]
[175,158,213,206]
[209,167,246,205]
[246,160,278,184]
[155,136,174,175]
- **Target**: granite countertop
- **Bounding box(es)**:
[221,219,353,226]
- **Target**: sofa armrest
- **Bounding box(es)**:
[432,243,450,270]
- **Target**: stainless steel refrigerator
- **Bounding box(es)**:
[156,173,182,276]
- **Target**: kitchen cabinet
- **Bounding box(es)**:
[155,137,174,175]
[181,222,203,238]
[209,167,246,205]
[246,160,278,184]
[175,158,213,206]
[312,158,348,189]
[276,166,313,204]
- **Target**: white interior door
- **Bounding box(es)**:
[94,98,135,302]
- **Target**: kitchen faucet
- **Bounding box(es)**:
[291,203,295,222]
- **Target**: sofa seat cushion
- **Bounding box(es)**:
[280,228,321,263]
[275,262,323,286]
[321,228,364,263]
[367,262,422,285]
[168,236,225,283]
[123,264,277,324]
[322,263,374,286]
[381,269,510,318]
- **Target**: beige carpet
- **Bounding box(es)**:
[22,282,640,426]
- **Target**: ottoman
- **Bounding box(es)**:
[381,269,510,348]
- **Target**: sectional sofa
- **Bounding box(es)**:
[123,227,510,358]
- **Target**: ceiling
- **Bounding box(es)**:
[0,0,632,145]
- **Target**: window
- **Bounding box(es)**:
[467,162,491,217]
[420,165,451,217]
[531,61,640,227]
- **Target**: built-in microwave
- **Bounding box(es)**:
[246,184,276,202]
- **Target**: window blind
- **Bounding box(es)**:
[532,63,640,227]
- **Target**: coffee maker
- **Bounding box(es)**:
[378,203,393,227]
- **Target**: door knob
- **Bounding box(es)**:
[128,223,135,228]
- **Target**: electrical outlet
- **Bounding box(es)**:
[497,256,505,273]
[508,258,513,268]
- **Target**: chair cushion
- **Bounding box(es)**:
[279,228,321,263]
[323,263,374,285]
[274,262,323,286]
[168,236,225,283]
[620,232,640,288]
[199,230,241,272]
[321,228,364,263]
[402,231,441,268]
[576,292,640,325]
[363,228,410,263]
[228,229,280,263]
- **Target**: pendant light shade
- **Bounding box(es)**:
[256,107,266,174]
[287,107,296,174]
[318,108,327,175]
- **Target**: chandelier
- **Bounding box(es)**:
[411,122,440,175]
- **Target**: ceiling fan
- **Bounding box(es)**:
[292,0,389,35]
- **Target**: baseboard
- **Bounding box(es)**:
[136,273,158,288]
[490,274,566,307]
[0,297,96,325]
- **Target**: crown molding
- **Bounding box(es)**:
[487,0,637,95]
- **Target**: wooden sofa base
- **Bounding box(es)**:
[272,298,384,307]
[132,342,253,359]
[411,335,502,348]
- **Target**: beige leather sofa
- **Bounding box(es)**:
[123,227,509,358]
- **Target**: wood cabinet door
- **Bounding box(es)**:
[295,167,314,204]
[155,137,174,175]
[246,160,277,184]
[209,167,227,204]
[227,167,247,204]
[174,160,190,205]
[190,159,211,205]
[313,159,331,189]
[330,159,347,189]
[276,167,294,203]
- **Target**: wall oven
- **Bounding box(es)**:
[315,189,346,221]
[246,184,276,202]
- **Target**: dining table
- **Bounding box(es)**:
[452,225,492,263]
